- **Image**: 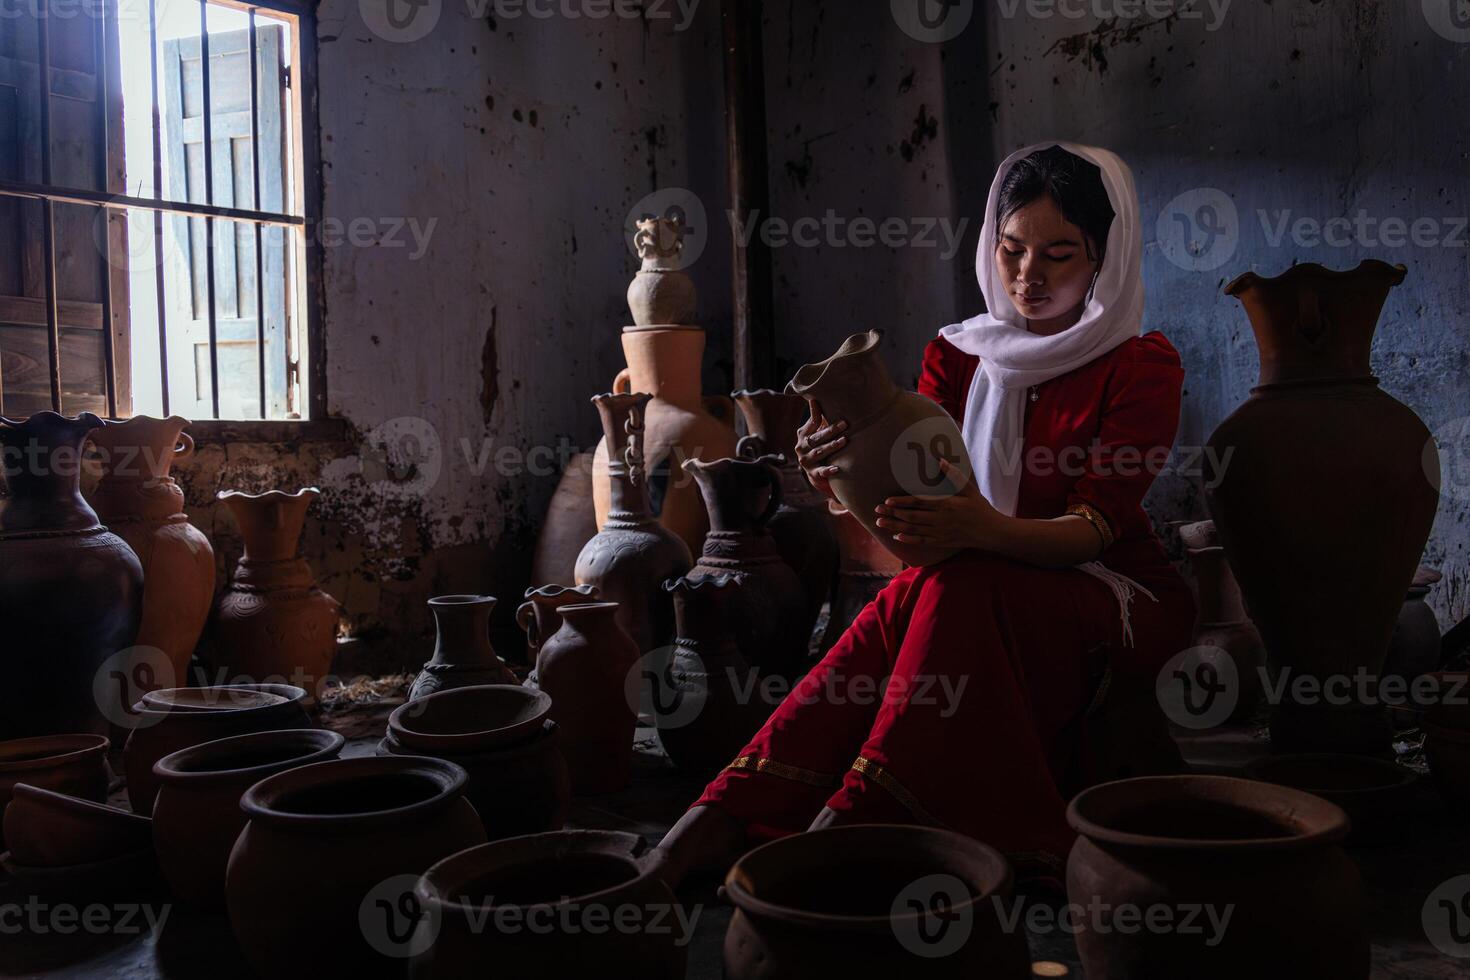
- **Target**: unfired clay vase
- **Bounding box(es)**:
[723,825,1031,979]
[516,583,600,663]
[214,488,341,685]
[685,454,808,680]
[1067,775,1367,978]
[1205,261,1439,754]
[576,393,692,657]
[820,501,904,653]
[226,756,487,980]
[151,728,345,907]
[410,830,686,979]
[85,415,214,688]
[408,595,517,701]
[627,215,697,326]
[1179,520,1264,724]
[534,601,640,794]
[529,451,598,589]
[786,329,974,567]
[0,412,143,739]
[0,734,110,850]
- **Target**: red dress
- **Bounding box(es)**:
[693,332,1196,872]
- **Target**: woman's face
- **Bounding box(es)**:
[994,195,1101,334]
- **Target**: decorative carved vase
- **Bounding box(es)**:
[1205,261,1439,754]
[530,451,598,589]
[626,215,697,326]
[534,601,640,794]
[576,393,692,657]
[1178,520,1264,724]
[733,389,839,647]
[516,583,600,665]
[684,455,808,680]
[0,412,143,739]
[408,595,517,701]
[214,488,341,687]
[85,414,214,688]
[819,500,904,654]
[786,329,974,567]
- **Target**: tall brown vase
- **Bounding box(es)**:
[1205,261,1439,754]
[85,415,214,689]
[214,488,341,687]
[0,413,143,739]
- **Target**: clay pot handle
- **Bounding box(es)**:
[755,459,782,528]
[613,368,633,394]
[174,431,196,463]
[735,434,765,460]
[515,600,540,650]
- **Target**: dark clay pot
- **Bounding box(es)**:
[409,830,686,979]
[226,756,487,980]
[151,728,345,908]
[0,412,143,740]
[0,734,110,851]
[408,595,518,701]
[1244,752,1417,846]
[1205,262,1438,754]
[1066,775,1368,979]
[723,824,1031,979]
[516,583,600,666]
[122,683,313,816]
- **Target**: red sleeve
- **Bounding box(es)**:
[919,336,980,423]
[1064,333,1184,545]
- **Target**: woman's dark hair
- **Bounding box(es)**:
[995,146,1115,268]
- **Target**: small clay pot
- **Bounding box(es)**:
[723,824,1031,979]
[1423,720,1470,813]
[2,783,151,867]
[226,756,488,980]
[516,583,600,663]
[409,830,686,979]
[151,727,346,908]
[122,683,312,816]
[379,720,570,840]
[1244,753,1418,846]
[0,734,110,850]
[408,595,518,701]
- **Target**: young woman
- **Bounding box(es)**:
[651,142,1196,886]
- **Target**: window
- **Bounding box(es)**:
[0,0,323,423]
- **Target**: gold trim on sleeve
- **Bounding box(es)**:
[1066,502,1115,549]
[851,756,946,827]
[727,755,841,789]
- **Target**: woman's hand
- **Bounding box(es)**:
[874,457,1003,551]
[793,399,847,501]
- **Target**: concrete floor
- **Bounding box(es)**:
[3,718,1468,979]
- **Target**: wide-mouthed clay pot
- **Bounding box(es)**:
[1243,753,1417,846]
[1066,775,1368,978]
[785,330,974,568]
[0,734,110,850]
[122,683,312,816]
[723,824,1031,978]
[226,757,487,979]
[516,583,600,665]
[388,684,551,755]
[408,595,518,701]
[151,727,345,907]
[409,830,687,979]
[2,781,149,867]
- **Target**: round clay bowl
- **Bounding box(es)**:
[141,686,290,713]
[0,734,110,850]
[388,684,552,754]
[3,782,151,867]
[1244,753,1417,845]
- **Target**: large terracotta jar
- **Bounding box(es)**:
[214,488,341,687]
[1205,261,1438,754]
[529,451,598,589]
[0,412,143,740]
[723,825,1031,978]
[1178,519,1264,723]
[786,329,974,568]
[85,414,214,688]
[410,830,686,980]
[819,501,904,653]
[1066,775,1368,978]
[225,756,487,980]
[685,455,808,680]
[576,393,692,657]
[407,595,517,701]
[534,601,640,794]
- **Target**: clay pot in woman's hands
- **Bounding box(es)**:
[0,734,111,850]
[408,595,518,701]
[516,583,600,664]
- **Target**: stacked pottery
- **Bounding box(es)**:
[121,683,313,815]
[225,756,487,980]
[408,595,517,701]
[529,451,599,589]
[0,734,111,850]
[151,728,345,907]
[410,830,687,979]
[733,389,839,647]
[785,329,975,568]
[1066,775,1368,978]
[381,685,569,839]
[84,414,214,690]
[214,488,341,686]
[516,583,600,667]
[592,217,739,556]
[534,601,641,794]
[820,501,904,653]
[0,412,144,739]
[1178,519,1264,723]
[575,393,692,657]
[723,825,1031,978]
[1204,262,1438,754]
[684,455,808,680]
